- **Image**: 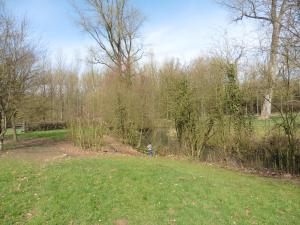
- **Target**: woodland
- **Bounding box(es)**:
[0,0,300,175]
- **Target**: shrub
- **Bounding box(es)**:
[69,119,107,150]
[25,122,67,132]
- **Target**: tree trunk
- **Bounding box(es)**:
[0,124,2,151]
[60,99,64,121]
[0,110,6,151]
[261,30,279,119]
[260,1,283,119]
[22,121,26,133]
[261,89,273,119]
[0,136,3,151]
[11,112,18,142]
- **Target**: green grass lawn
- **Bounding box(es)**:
[3,129,67,150]
[5,129,67,141]
[0,157,299,225]
[252,115,300,137]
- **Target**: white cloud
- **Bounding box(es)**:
[142,13,261,64]
[46,8,262,70]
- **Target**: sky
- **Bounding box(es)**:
[7,0,259,66]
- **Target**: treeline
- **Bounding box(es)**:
[68,0,300,174]
[8,48,300,175]
[1,0,300,174]
[17,54,300,174]
[19,61,80,123]
[0,2,39,145]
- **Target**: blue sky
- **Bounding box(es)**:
[7,0,258,65]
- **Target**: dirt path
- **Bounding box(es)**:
[0,136,142,162]
[1,136,299,185]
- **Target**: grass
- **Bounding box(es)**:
[19,129,67,141]
[3,129,67,150]
[5,129,67,141]
[252,114,300,137]
[252,116,279,137]
[0,157,299,225]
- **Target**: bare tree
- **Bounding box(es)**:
[283,0,300,41]
[219,0,291,119]
[0,2,38,148]
[269,30,300,174]
[74,0,144,85]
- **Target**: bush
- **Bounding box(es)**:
[25,122,67,132]
[69,119,107,150]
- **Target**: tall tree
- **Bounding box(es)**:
[219,0,289,119]
[75,0,144,85]
[0,2,38,147]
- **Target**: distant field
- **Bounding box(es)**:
[252,115,300,137]
[5,129,67,141]
[3,129,67,150]
[4,114,299,141]
[0,157,299,225]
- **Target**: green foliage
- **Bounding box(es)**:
[169,77,194,144]
[113,92,140,146]
[224,64,242,115]
[221,63,254,161]
[161,61,255,162]
[60,57,299,174]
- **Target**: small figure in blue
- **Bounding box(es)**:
[147,143,153,157]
